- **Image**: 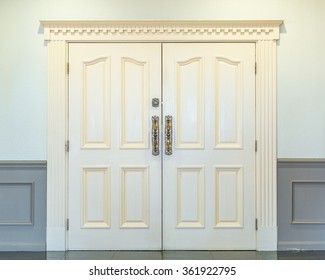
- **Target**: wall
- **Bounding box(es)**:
[0,0,325,159]
[0,0,325,251]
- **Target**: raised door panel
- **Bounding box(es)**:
[176,166,205,228]
[82,57,110,149]
[120,166,149,228]
[214,166,243,228]
[215,58,243,149]
[121,58,149,149]
[81,166,110,228]
[176,58,204,149]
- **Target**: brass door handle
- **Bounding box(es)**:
[152,116,159,156]
[165,115,173,155]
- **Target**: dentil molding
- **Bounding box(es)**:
[41,20,283,41]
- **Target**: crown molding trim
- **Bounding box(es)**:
[40,20,283,41]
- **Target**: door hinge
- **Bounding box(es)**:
[67,63,69,75]
[255,218,258,231]
[65,140,70,152]
[255,62,257,74]
[66,219,69,231]
[255,140,258,152]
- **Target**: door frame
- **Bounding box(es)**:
[41,20,283,251]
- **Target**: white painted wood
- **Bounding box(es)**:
[255,40,278,250]
[176,166,205,228]
[163,43,255,250]
[120,166,149,228]
[69,42,255,250]
[46,40,67,251]
[68,43,161,250]
[215,166,243,228]
[215,58,243,149]
[81,167,110,228]
[121,58,149,149]
[82,57,110,149]
[41,20,282,42]
[175,58,204,149]
[42,20,282,251]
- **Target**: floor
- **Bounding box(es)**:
[1,250,325,260]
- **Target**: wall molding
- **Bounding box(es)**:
[278,158,325,168]
[0,161,47,169]
[0,182,35,226]
[41,20,283,251]
[292,180,325,224]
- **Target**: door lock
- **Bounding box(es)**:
[152,98,160,107]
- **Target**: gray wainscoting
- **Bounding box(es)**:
[1,159,324,251]
[278,159,325,250]
[0,161,46,251]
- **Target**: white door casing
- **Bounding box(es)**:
[41,20,282,251]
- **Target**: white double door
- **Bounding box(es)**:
[68,42,256,250]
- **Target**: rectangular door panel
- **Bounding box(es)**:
[81,166,110,228]
[121,58,149,149]
[215,58,243,149]
[176,58,204,149]
[120,166,149,228]
[214,166,243,228]
[82,57,110,149]
[176,166,205,228]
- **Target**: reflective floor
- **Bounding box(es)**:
[1,250,325,260]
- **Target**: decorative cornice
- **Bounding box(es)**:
[40,20,283,41]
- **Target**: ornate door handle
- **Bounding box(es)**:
[151,116,159,156]
[165,115,173,155]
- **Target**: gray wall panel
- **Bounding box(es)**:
[0,161,46,251]
[0,183,34,225]
[292,181,325,224]
[278,159,325,250]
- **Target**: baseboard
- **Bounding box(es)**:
[257,226,278,251]
[46,226,66,251]
[278,241,325,251]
